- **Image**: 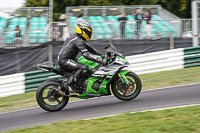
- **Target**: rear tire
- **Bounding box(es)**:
[112,72,142,101]
[36,80,69,112]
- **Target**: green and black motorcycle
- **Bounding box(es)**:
[36,44,142,112]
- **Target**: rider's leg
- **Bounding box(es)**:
[67,65,88,85]
[58,59,89,92]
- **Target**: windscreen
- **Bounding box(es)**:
[105,44,124,58]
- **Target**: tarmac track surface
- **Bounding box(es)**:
[0,83,200,132]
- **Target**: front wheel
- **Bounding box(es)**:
[112,72,142,101]
[36,80,69,112]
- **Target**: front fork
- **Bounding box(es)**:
[118,70,130,88]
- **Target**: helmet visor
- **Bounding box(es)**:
[84,29,92,40]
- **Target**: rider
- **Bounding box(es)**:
[58,23,107,92]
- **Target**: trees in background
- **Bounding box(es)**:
[148,0,191,18]
[25,0,192,20]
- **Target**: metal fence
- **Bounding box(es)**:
[47,22,68,41]
[65,5,183,41]
[0,21,69,48]
[0,5,193,48]
[0,19,193,48]
[0,7,49,20]
[67,19,192,40]
[66,5,180,20]
[0,7,50,48]
[0,32,47,48]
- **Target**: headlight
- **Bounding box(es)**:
[125,61,129,65]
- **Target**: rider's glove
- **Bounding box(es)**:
[102,58,108,66]
[101,54,106,59]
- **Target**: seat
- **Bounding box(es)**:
[37,61,74,77]
[54,66,73,77]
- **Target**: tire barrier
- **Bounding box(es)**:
[0,46,200,97]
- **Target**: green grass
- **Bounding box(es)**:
[140,67,200,90]
[0,67,200,113]
[4,105,200,133]
[0,92,79,113]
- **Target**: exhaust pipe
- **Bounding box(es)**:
[53,87,69,97]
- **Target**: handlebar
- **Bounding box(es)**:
[104,52,116,65]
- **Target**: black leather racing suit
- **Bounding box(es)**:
[58,35,103,85]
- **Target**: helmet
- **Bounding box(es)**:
[76,23,92,42]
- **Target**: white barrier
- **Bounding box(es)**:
[0,90,25,97]
[135,65,184,75]
[0,73,25,85]
[126,48,184,64]
[0,73,25,97]
[126,48,185,74]
[0,82,25,94]
[0,82,25,97]
[128,57,184,72]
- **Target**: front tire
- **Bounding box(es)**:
[112,72,142,101]
[36,80,69,112]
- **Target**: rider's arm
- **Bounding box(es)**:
[84,43,102,56]
[76,41,103,64]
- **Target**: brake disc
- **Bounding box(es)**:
[47,89,57,102]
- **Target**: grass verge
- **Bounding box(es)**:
[140,66,200,90]
[0,92,79,113]
[4,105,200,133]
[0,67,200,113]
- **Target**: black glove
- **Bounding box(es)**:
[101,53,107,59]
[102,58,108,66]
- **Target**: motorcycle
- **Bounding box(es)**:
[36,44,142,112]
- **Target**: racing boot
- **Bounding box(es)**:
[62,76,77,93]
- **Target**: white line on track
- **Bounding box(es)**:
[0,83,200,115]
[83,103,200,120]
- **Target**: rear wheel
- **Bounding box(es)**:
[36,80,69,112]
[112,72,142,101]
